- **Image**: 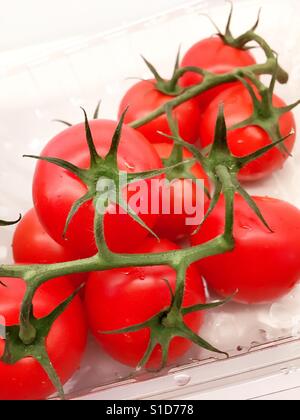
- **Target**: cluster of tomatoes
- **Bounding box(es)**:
[1,23,300,401]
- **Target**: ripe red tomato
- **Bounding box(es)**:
[192,195,300,304]
[118,80,200,144]
[153,143,210,240]
[32,120,162,258]
[0,277,87,400]
[199,84,296,181]
[180,37,256,109]
[13,208,85,289]
[85,239,206,368]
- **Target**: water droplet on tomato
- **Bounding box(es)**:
[240,224,252,230]
[124,161,135,171]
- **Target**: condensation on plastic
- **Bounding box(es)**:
[1,0,300,399]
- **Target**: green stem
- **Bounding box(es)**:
[215,165,235,244]
[236,32,274,60]
[172,264,188,311]
[129,60,284,130]
[0,238,231,289]
[93,199,112,259]
[4,234,231,348]
[172,66,209,86]
[164,106,183,168]
[19,282,38,345]
[0,23,287,396]
[230,28,287,83]
[0,256,103,285]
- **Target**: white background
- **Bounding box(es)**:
[0,0,186,51]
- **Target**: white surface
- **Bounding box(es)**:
[71,338,300,400]
[1,0,300,400]
[0,0,186,51]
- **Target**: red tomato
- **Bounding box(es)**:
[13,208,85,289]
[85,239,206,368]
[32,120,162,258]
[192,195,300,304]
[180,37,256,109]
[118,79,200,144]
[153,143,210,240]
[199,84,296,181]
[0,277,87,400]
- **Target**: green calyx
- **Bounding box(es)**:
[1,287,82,400]
[161,106,190,180]
[203,2,288,84]
[230,69,299,155]
[0,100,281,397]
[100,285,231,371]
[166,104,292,236]
[207,2,261,51]
[141,50,185,96]
[26,107,184,244]
[158,106,211,198]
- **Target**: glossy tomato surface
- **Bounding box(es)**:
[153,143,210,240]
[119,79,200,144]
[85,239,206,368]
[192,195,300,304]
[13,208,85,289]
[0,277,87,400]
[180,37,256,109]
[199,84,296,181]
[33,120,162,258]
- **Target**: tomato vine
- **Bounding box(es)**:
[0,7,297,398]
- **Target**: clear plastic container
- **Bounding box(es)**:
[1,0,300,400]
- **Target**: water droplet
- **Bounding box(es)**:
[129,267,146,280]
[240,225,252,230]
[174,374,191,387]
[124,161,135,171]
[281,366,297,376]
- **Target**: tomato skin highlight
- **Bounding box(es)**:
[32,120,162,258]
[199,84,296,181]
[153,143,210,240]
[192,195,300,304]
[85,239,206,368]
[118,79,200,144]
[0,277,87,400]
[13,208,85,289]
[180,37,256,109]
